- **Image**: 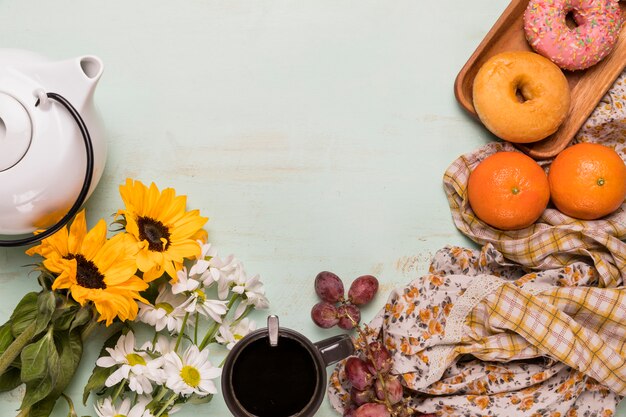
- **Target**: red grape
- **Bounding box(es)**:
[354,403,390,417]
[311,302,339,328]
[348,275,379,305]
[351,387,375,406]
[337,304,361,330]
[345,357,374,390]
[343,406,357,417]
[315,271,345,303]
[366,341,392,374]
[375,376,403,404]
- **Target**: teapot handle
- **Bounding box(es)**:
[0,92,94,247]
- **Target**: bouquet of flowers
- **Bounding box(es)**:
[0,179,268,417]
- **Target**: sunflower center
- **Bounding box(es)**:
[64,254,106,289]
[155,302,174,314]
[126,353,147,366]
[138,216,171,252]
[180,365,201,387]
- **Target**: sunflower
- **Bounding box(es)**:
[26,210,148,326]
[118,179,208,282]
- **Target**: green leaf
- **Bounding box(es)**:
[0,367,21,392]
[20,331,61,411]
[69,307,92,333]
[82,328,122,405]
[21,374,54,411]
[0,322,14,356]
[27,396,56,417]
[26,330,83,417]
[11,292,39,338]
[187,393,213,405]
[56,330,83,386]
[53,308,78,332]
[34,291,56,335]
[20,332,53,383]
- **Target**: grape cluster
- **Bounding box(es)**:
[342,342,406,417]
[311,272,379,330]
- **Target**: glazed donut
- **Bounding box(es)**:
[472,51,570,144]
[524,0,622,71]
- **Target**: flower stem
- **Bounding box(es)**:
[16,406,30,417]
[0,321,37,376]
[199,294,239,350]
[155,392,178,417]
[175,312,190,353]
[194,313,199,345]
[199,322,219,350]
[61,393,78,417]
[111,379,127,403]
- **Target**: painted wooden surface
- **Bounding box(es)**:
[0,1,623,416]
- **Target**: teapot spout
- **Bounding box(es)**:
[25,55,103,110]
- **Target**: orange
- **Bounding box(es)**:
[548,143,626,220]
[468,151,550,230]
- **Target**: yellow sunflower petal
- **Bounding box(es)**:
[67,284,94,306]
[170,211,208,240]
[51,269,73,291]
[153,187,178,222]
[81,218,107,260]
[145,182,162,218]
[192,229,208,244]
[166,239,202,262]
[67,210,88,254]
[142,265,164,282]
[164,260,179,281]
[136,248,156,272]
[124,213,140,239]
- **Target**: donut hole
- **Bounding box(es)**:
[565,10,579,29]
[515,85,530,103]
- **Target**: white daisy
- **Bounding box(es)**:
[231,270,269,316]
[163,345,221,397]
[215,318,257,350]
[136,286,189,333]
[181,288,228,323]
[188,242,218,276]
[95,396,153,417]
[171,267,202,295]
[96,332,163,394]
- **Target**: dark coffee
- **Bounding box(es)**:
[231,335,318,417]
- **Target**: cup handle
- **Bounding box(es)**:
[313,334,354,367]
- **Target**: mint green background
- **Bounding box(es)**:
[0,1,623,416]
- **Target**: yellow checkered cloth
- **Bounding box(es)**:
[443,74,626,289]
[466,283,626,395]
[328,245,624,416]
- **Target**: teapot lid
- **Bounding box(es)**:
[0,93,32,172]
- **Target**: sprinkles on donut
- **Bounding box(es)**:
[524,0,623,71]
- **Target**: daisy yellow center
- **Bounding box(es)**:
[126,353,146,366]
[113,415,126,417]
[64,254,106,289]
[194,289,207,304]
[180,365,201,387]
[155,302,174,314]
[137,216,171,252]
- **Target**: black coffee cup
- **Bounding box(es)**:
[221,316,354,417]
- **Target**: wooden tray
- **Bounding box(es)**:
[454,0,626,159]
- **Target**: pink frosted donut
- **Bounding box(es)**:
[524,0,623,71]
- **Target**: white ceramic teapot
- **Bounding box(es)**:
[0,49,106,246]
